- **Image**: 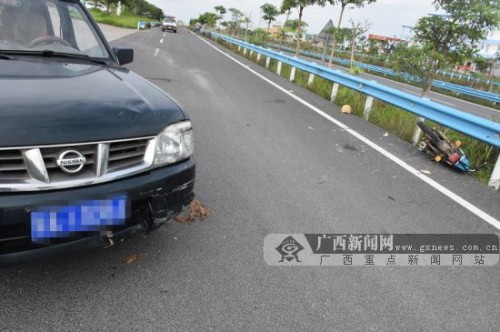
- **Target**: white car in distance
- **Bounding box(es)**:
[85,2,106,12]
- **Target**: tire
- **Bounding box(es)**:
[418,141,427,151]
[417,121,440,143]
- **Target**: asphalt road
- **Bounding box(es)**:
[277,47,500,120]
[1,28,499,331]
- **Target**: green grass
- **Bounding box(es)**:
[268,59,278,72]
[333,87,365,117]
[89,10,152,29]
[279,63,292,80]
[310,76,333,100]
[368,100,418,142]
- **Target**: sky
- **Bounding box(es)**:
[147,0,441,38]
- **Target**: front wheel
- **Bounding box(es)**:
[418,141,427,151]
[417,121,440,143]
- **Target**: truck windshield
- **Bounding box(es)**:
[0,0,110,59]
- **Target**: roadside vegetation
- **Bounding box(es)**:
[87,0,163,29]
[89,9,153,29]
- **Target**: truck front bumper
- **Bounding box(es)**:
[0,158,195,266]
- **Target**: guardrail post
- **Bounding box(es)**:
[363,96,374,121]
[277,61,282,75]
[330,83,339,102]
[489,154,500,190]
[250,50,253,57]
[257,53,261,62]
[412,117,425,145]
[290,67,296,82]
[265,56,270,69]
[308,74,315,86]
[238,46,241,52]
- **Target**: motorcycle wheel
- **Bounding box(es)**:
[417,121,440,143]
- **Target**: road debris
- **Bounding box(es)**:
[173,200,211,224]
[341,105,352,114]
[420,169,432,175]
[122,253,144,265]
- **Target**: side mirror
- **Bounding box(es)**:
[112,47,134,65]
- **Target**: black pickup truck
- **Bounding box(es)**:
[0,0,195,265]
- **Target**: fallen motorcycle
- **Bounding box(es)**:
[417,121,471,172]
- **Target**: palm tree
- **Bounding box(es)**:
[214,5,227,31]
[279,0,296,51]
[260,3,280,32]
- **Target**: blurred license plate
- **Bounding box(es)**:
[31,195,127,241]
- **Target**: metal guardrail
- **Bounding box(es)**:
[211,32,500,148]
[267,44,500,104]
[436,69,500,88]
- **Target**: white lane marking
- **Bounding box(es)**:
[154,48,159,56]
[160,38,164,44]
[163,33,166,37]
[196,35,500,230]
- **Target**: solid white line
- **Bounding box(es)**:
[196,35,500,230]
[154,48,159,56]
[160,38,164,44]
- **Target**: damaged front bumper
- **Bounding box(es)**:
[0,157,195,267]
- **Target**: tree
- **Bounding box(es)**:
[327,1,376,67]
[122,0,163,19]
[407,0,500,96]
[214,5,227,31]
[103,0,117,14]
[347,19,370,70]
[260,3,280,32]
[197,12,218,28]
[283,0,331,57]
[228,7,244,37]
[278,0,296,50]
[242,14,252,41]
[284,19,308,31]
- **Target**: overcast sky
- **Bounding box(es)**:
[147,0,440,38]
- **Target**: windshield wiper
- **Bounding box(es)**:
[0,53,15,60]
[37,50,110,65]
[0,50,112,66]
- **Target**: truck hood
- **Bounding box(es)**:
[0,59,187,147]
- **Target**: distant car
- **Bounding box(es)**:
[161,17,177,33]
[85,2,106,12]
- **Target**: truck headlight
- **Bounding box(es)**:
[154,121,193,167]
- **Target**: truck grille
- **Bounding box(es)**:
[0,137,156,191]
[108,139,149,171]
[0,150,28,181]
